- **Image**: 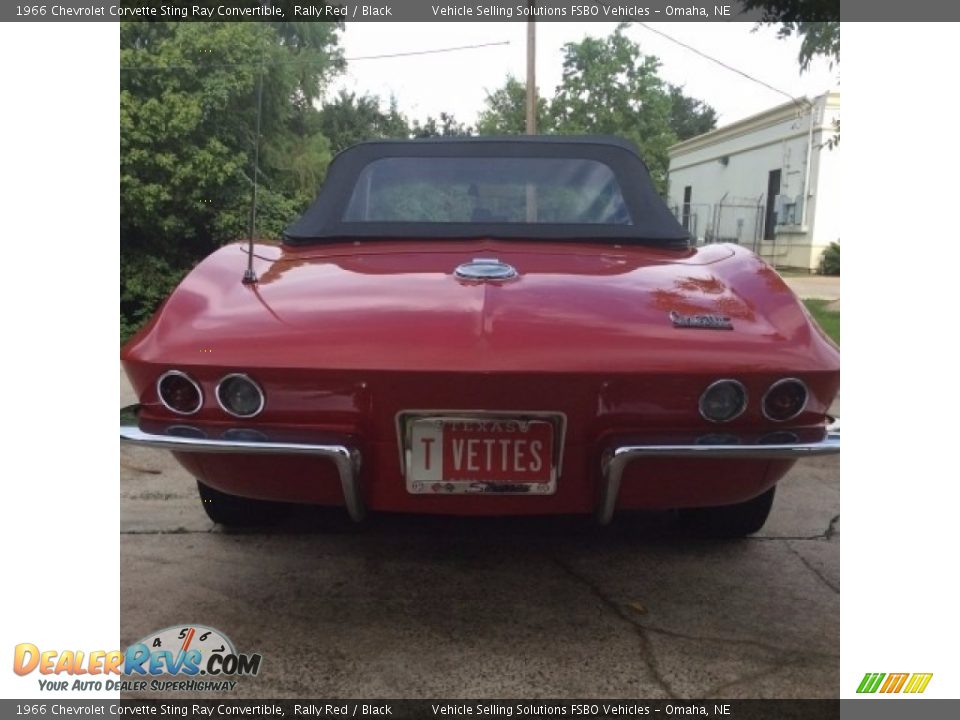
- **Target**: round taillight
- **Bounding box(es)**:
[699,379,748,423]
[762,378,808,422]
[156,370,203,416]
[216,374,265,418]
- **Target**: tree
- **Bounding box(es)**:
[473,26,717,191]
[120,21,343,341]
[820,241,839,275]
[317,90,412,155]
[667,85,718,141]
[742,1,840,70]
[475,75,552,135]
[411,112,472,138]
[743,3,839,147]
[549,24,707,192]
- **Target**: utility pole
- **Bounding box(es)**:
[525,2,537,221]
[525,2,536,135]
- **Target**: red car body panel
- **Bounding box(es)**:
[121,239,839,516]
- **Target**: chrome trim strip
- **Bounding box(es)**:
[596,421,840,525]
[761,377,809,422]
[156,370,203,416]
[215,373,266,419]
[120,405,364,522]
[698,378,748,423]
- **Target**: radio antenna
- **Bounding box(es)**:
[243,38,266,285]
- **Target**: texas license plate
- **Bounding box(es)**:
[401,414,561,495]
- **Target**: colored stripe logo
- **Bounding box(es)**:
[857,672,933,694]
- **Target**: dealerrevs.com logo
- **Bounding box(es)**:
[856,672,933,694]
[13,624,262,692]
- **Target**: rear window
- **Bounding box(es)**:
[342,157,632,225]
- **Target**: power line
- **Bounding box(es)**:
[347,40,510,61]
[635,22,811,109]
[120,40,510,71]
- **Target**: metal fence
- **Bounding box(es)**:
[671,199,765,253]
[670,196,827,271]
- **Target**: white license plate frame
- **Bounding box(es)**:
[396,411,567,495]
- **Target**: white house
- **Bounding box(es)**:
[667,91,840,271]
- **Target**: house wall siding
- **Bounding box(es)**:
[667,92,840,271]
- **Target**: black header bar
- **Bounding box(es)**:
[14,0,908,23]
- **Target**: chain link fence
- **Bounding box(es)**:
[669,197,815,271]
[672,199,765,249]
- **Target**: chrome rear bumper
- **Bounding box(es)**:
[122,403,839,527]
[596,421,840,525]
[119,405,365,522]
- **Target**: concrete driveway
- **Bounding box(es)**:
[783,275,840,302]
[120,373,839,699]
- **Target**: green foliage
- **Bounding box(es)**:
[411,112,473,138]
[365,181,619,225]
[475,25,717,194]
[550,24,675,191]
[793,21,839,71]
[667,85,718,141]
[803,299,839,345]
[317,91,473,150]
[315,89,472,156]
[744,5,839,146]
[370,184,473,222]
[820,241,839,275]
[476,76,552,135]
[120,21,343,342]
[120,253,188,343]
[742,2,839,71]
[317,90,412,154]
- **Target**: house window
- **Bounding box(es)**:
[681,185,692,231]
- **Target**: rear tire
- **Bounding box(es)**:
[682,486,776,538]
[196,480,290,527]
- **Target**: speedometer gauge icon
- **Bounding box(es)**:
[133,624,235,671]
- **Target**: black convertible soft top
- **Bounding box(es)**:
[283,136,689,247]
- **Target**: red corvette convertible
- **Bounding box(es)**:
[120,137,839,536]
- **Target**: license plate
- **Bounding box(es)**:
[400,413,563,495]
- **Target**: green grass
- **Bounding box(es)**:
[803,299,840,345]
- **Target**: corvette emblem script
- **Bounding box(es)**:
[670,310,734,330]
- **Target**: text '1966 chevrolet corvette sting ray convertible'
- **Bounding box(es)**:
[120,136,839,537]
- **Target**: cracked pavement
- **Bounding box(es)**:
[121,372,839,699]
